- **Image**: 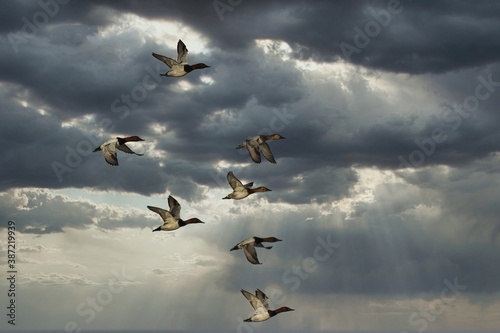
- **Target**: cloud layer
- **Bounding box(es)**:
[1,1,500,332]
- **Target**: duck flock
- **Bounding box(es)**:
[92,39,293,323]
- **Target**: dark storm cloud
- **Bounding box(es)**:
[0,33,159,120]
[81,0,500,74]
[1,0,500,198]
[0,1,109,34]
[0,94,167,194]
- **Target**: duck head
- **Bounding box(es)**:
[269,306,295,317]
[253,187,272,193]
[192,63,210,69]
[277,306,294,313]
[184,218,205,225]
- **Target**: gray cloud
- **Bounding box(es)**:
[1,1,500,200]
[1,2,500,331]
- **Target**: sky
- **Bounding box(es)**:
[1,0,500,332]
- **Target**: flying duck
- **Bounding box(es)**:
[236,134,285,164]
[93,136,144,166]
[223,172,271,200]
[230,236,282,265]
[148,195,204,232]
[152,39,210,77]
[240,289,294,322]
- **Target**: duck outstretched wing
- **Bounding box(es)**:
[242,244,261,265]
[116,143,143,156]
[227,172,245,190]
[259,142,276,164]
[102,143,118,165]
[152,52,178,68]
[241,289,265,311]
[167,195,181,219]
[246,140,261,163]
[177,39,189,64]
